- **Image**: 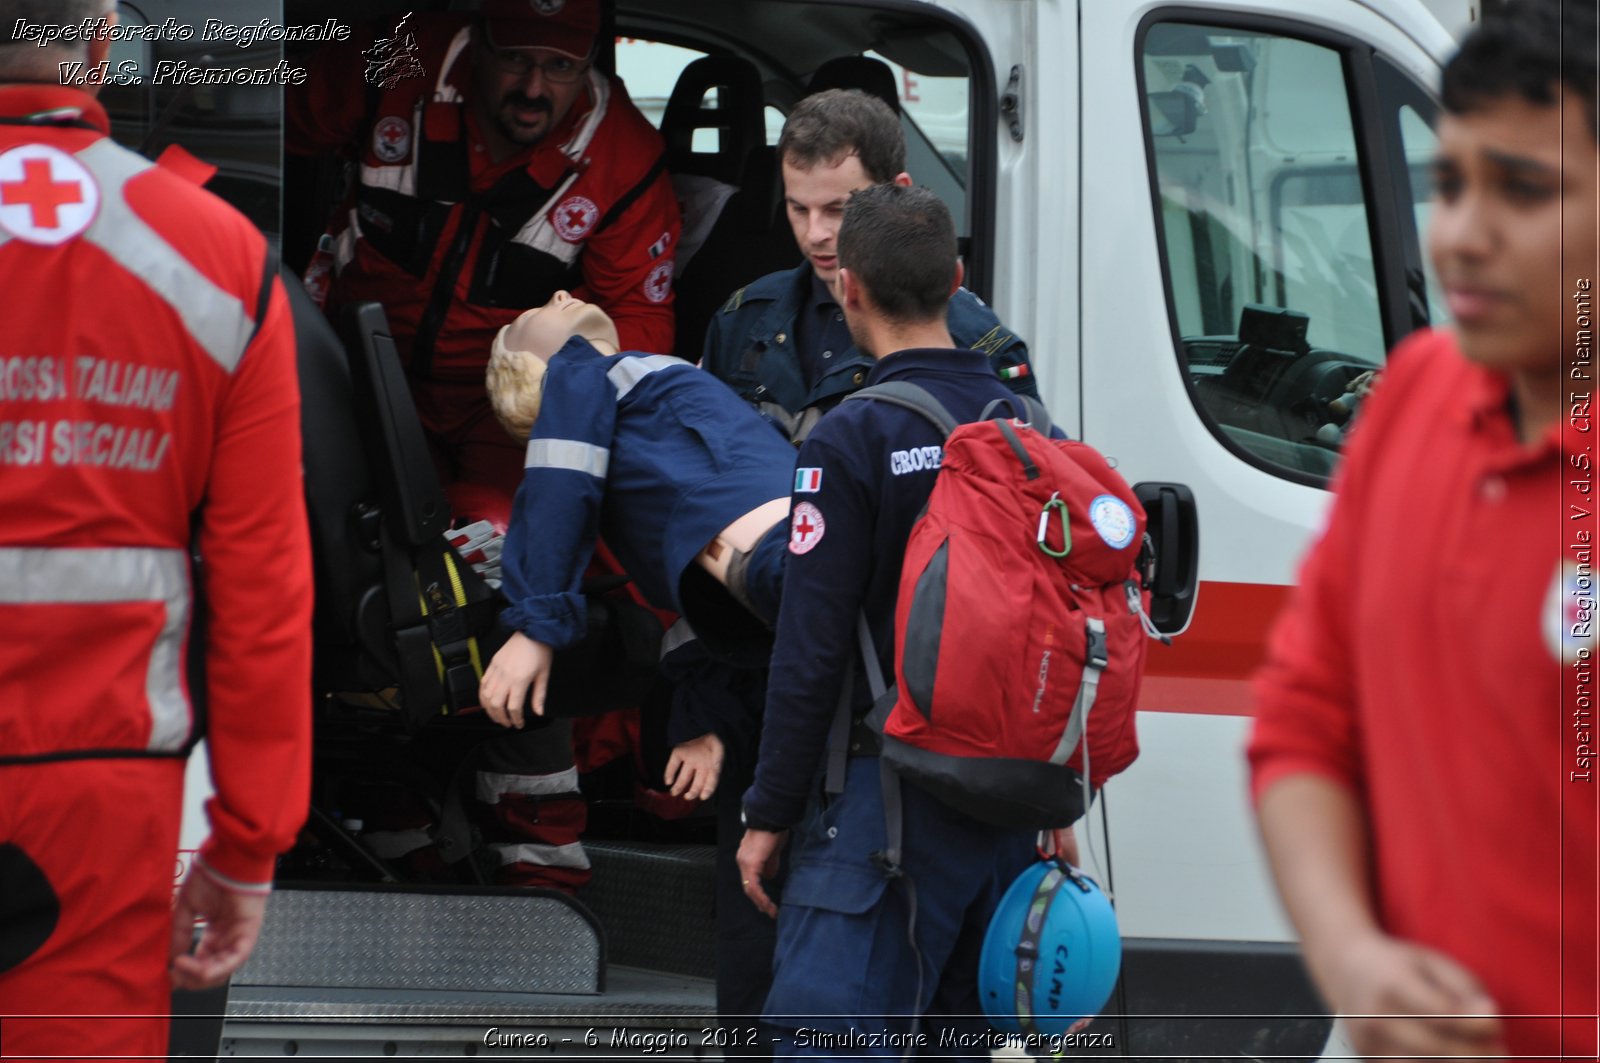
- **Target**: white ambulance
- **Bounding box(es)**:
[99,0,1471,1053]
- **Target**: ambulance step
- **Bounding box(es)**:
[235,884,603,995]
[226,965,714,1026]
[222,966,716,1054]
[578,843,717,979]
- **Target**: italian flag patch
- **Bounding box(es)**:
[795,467,823,493]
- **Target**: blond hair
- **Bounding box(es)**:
[486,325,549,443]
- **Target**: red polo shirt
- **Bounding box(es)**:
[1250,328,1598,1058]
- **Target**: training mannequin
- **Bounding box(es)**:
[479,292,797,727]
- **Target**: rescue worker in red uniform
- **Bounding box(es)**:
[0,1,313,1056]
[288,0,680,892]
[287,0,682,503]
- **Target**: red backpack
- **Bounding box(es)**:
[840,382,1159,831]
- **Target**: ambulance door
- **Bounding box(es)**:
[1072,0,1451,1049]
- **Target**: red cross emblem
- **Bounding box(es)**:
[372,116,411,163]
[0,145,99,245]
[553,195,598,241]
[643,259,673,304]
[1,158,82,228]
[789,502,826,555]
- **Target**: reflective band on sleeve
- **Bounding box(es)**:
[0,546,191,753]
[659,617,699,660]
[525,438,609,478]
[194,853,272,896]
[487,841,592,871]
[606,354,690,400]
[475,767,581,803]
[76,139,254,375]
[358,161,417,198]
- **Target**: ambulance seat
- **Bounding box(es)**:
[805,55,901,114]
[662,55,796,358]
[662,55,766,188]
[286,273,398,698]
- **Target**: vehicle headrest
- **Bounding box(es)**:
[662,54,766,186]
[806,55,901,115]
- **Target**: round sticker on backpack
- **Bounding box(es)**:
[1088,494,1136,550]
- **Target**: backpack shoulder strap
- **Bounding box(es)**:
[844,381,960,439]
[979,394,1054,437]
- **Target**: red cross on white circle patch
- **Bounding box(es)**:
[554,195,599,242]
[789,501,826,555]
[0,144,99,246]
[643,258,673,304]
[372,116,411,163]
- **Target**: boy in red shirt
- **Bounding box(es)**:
[1249,2,1599,1058]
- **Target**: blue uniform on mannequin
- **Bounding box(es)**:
[737,185,1050,1058]
[478,293,795,726]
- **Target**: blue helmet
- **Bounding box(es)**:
[978,858,1121,1035]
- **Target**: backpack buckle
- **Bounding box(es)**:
[1085,621,1109,672]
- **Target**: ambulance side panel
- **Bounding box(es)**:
[1064,0,1451,989]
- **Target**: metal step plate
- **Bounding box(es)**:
[235,885,603,995]
[579,843,716,979]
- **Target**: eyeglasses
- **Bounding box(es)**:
[484,45,590,84]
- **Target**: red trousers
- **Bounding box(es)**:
[0,758,185,1060]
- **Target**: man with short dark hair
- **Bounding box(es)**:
[735,184,1047,1055]
[0,0,312,1053]
[1250,3,1598,1059]
[694,87,1038,1042]
[702,88,1037,445]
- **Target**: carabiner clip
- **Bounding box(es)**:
[1037,492,1071,558]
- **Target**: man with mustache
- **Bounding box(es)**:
[1250,2,1598,1058]
[289,0,679,510]
[289,0,680,893]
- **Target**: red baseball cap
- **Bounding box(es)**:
[480,0,600,60]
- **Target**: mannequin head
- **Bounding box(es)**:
[486,291,621,440]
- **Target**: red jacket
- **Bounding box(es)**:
[0,85,312,891]
[1249,329,1598,1058]
[288,15,681,385]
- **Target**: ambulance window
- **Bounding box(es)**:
[99,0,281,240]
[614,39,710,134]
[612,41,780,152]
[865,50,969,179]
[1141,23,1386,480]
[1397,103,1447,325]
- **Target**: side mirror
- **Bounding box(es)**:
[1133,482,1200,635]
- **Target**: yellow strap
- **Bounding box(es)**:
[442,552,485,676]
